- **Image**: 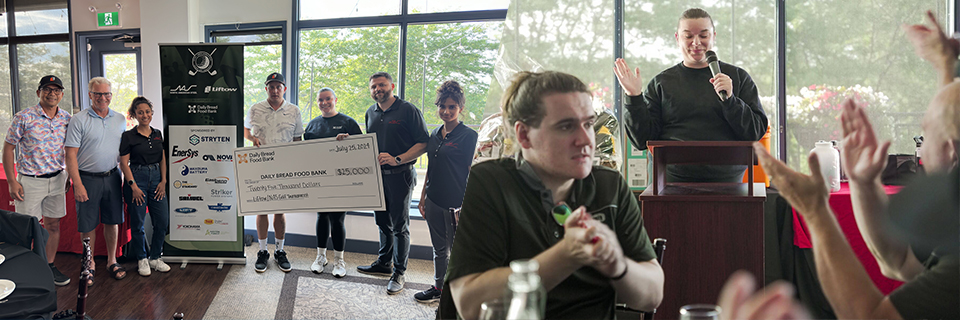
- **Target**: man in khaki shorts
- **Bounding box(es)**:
[2,75,72,286]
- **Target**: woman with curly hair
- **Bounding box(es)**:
[118,96,171,277]
[414,80,479,303]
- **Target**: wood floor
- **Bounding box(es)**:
[53,253,229,320]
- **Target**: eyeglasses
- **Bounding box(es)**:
[41,87,63,94]
[91,92,113,97]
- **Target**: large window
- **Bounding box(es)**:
[208,23,285,146]
[785,1,950,171]
[1,0,71,136]
[296,0,507,208]
[13,0,68,36]
[298,26,400,123]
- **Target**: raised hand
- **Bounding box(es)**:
[903,10,959,71]
[754,142,829,217]
[839,98,891,184]
[614,58,644,96]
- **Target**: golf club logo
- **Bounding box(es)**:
[188,48,218,76]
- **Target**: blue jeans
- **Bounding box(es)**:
[123,163,169,260]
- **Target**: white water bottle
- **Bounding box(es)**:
[811,141,841,192]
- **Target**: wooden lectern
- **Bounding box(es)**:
[639,141,766,320]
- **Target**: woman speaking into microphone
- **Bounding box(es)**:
[614,8,767,183]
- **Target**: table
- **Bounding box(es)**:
[0,168,129,257]
[0,243,57,318]
[792,183,904,294]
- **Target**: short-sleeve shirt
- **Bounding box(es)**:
[244,100,304,146]
[119,127,164,166]
[4,104,71,176]
[424,122,478,208]
[445,158,657,319]
[364,96,430,168]
[303,113,363,140]
[886,168,959,319]
[64,108,126,173]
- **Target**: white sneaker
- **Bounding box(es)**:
[311,253,328,274]
[332,258,347,278]
[138,259,151,276]
[149,258,171,273]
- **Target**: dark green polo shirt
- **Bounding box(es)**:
[446,158,657,319]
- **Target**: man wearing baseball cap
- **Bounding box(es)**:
[3,75,72,286]
[243,72,304,273]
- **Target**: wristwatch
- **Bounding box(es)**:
[127,179,135,185]
[395,156,402,165]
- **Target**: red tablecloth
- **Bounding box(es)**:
[0,167,129,257]
[792,182,904,294]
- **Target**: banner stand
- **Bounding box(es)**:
[160,43,246,268]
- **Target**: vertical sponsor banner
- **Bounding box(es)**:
[161,44,244,259]
[169,126,237,241]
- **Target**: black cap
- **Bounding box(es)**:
[39,75,64,90]
[265,73,285,85]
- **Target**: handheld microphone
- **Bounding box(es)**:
[705,50,728,100]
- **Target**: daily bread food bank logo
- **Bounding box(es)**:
[235,151,274,165]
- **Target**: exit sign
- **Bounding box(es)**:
[97,12,120,28]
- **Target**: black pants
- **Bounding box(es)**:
[375,169,415,274]
[316,212,346,251]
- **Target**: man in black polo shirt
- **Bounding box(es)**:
[357,72,430,295]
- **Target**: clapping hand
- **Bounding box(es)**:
[754,142,830,218]
[903,10,959,71]
[839,98,891,184]
[718,271,811,320]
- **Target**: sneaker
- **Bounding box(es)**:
[414,286,442,303]
[311,253,328,274]
[275,250,292,272]
[49,265,70,286]
[332,258,347,278]
[357,261,392,276]
[387,272,405,295]
[255,250,269,272]
[138,259,152,276]
[149,258,171,272]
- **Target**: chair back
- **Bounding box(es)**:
[0,209,48,259]
[640,238,667,320]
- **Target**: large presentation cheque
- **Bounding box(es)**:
[233,134,385,216]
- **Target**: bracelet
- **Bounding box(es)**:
[610,261,628,281]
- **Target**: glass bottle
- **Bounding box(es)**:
[505,259,546,320]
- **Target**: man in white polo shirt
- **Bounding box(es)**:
[3,75,72,286]
[244,72,304,273]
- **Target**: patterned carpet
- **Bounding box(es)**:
[203,245,440,320]
[277,269,435,319]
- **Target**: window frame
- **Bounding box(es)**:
[204,20,288,79]
[291,0,507,106]
[2,0,72,114]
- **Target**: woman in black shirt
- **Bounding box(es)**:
[414,80,479,303]
[119,96,170,277]
[303,87,363,278]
